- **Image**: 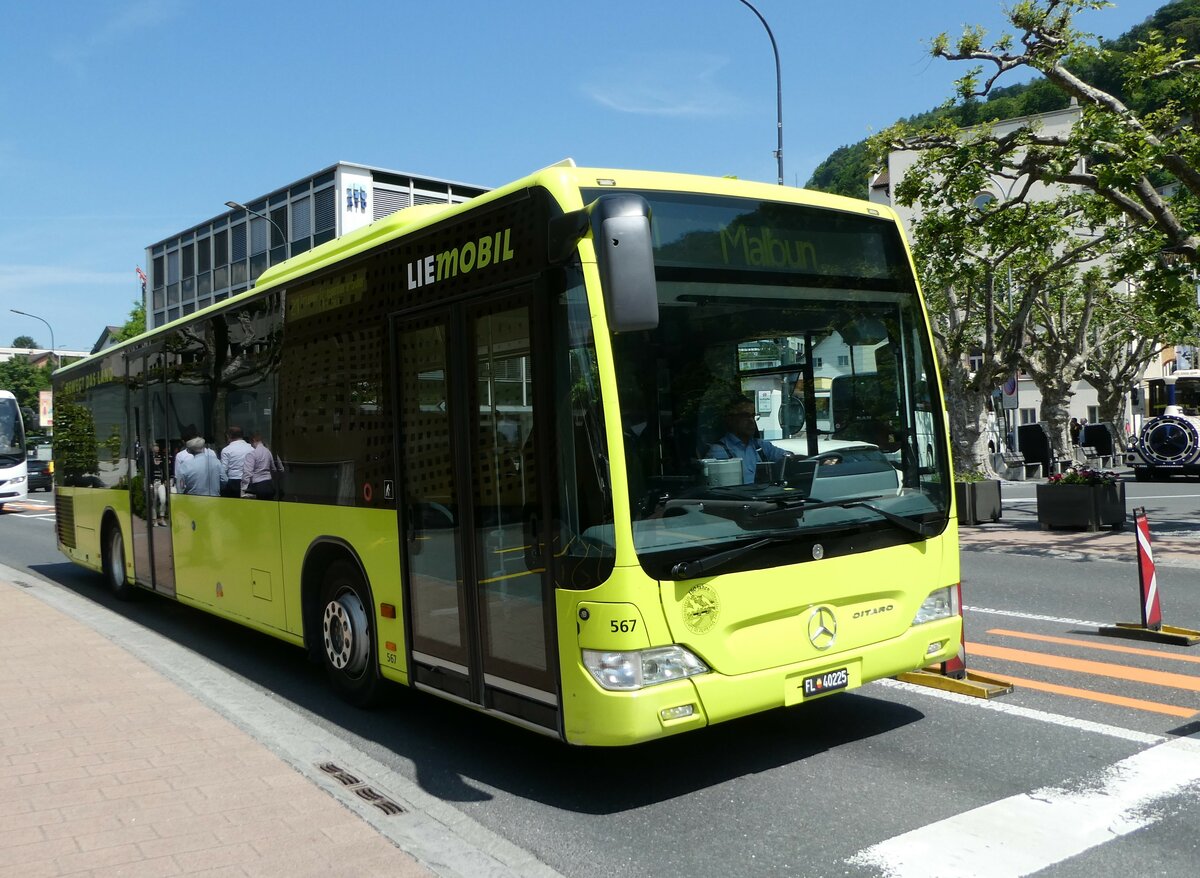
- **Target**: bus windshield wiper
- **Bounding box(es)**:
[752,493,936,538]
[669,533,801,580]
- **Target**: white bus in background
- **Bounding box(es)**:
[0,390,29,510]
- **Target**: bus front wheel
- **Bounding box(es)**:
[103,523,136,600]
[319,560,381,707]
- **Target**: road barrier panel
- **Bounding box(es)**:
[1099,507,1200,647]
[897,582,1015,698]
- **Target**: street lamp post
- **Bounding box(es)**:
[10,309,56,371]
[737,0,784,185]
[225,200,291,260]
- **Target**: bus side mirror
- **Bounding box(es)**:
[589,195,659,333]
[546,195,660,333]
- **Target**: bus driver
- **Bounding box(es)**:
[706,396,789,484]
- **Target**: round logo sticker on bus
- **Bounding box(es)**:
[682,584,719,634]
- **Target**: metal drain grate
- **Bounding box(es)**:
[317,762,405,815]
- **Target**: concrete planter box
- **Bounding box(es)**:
[955,480,1002,526]
[1036,482,1126,532]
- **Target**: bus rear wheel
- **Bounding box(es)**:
[103,523,136,600]
[319,560,381,706]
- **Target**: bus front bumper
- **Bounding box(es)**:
[563,616,961,746]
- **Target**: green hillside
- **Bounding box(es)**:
[805,0,1200,197]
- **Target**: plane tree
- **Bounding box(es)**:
[871,0,1199,469]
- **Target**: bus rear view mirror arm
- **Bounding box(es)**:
[547,195,659,333]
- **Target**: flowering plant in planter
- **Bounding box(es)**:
[1046,467,1118,486]
[1037,467,1125,531]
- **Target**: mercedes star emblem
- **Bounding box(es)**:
[807,606,837,650]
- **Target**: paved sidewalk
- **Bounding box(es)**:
[0,581,431,878]
[958,488,1200,568]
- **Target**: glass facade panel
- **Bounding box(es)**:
[270,207,287,247]
[250,253,268,280]
[250,217,267,255]
[213,229,229,267]
[291,196,310,241]
[231,223,246,261]
[314,187,335,233]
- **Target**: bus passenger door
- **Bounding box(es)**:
[130,351,176,597]
[395,290,558,733]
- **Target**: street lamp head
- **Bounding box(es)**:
[224,200,290,260]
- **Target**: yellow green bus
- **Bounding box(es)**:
[53,161,961,746]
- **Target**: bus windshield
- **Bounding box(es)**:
[0,395,26,466]
[592,191,950,569]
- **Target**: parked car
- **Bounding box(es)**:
[26,445,53,492]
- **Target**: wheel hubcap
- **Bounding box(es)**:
[323,589,369,675]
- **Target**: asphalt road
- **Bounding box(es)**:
[3,483,1200,877]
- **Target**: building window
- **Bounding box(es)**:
[1020,407,1037,425]
[231,223,247,261]
[213,229,229,268]
[197,237,211,273]
[250,217,268,255]
[837,355,850,367]
[1087,406,1099,423]
[314,187,335,234]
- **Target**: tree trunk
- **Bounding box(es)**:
[1094,384,1131,452]
[943,364,996,475]
[1035,378,1075,462]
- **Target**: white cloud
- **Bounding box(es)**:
[0,264,129,292]
[52,0,185,70]
[584,52,744,118]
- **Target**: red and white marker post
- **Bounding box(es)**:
[1100,507,1200,647]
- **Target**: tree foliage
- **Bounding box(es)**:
[114,299,146,342]
[865,0,1200,470]
[0,356,52,415]
[807,0,1200,199]
[11,335,36,349]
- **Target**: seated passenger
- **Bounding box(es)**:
[706,396,789,484]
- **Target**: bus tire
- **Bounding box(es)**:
[102,521,136,600]
[319,559,381,707]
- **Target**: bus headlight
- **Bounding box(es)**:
[582,646,709,691]
[911,587,954,625]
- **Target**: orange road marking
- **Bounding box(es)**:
[970,643,1200,692]
[991,672,1196,718]
[987,629,1200,665]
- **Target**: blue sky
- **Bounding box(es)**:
[0,0,1163,352]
